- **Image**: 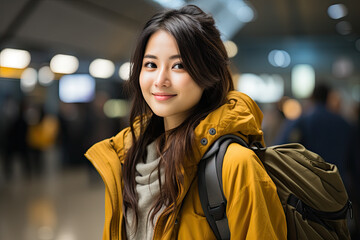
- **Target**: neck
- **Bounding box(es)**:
[164,116,183,131]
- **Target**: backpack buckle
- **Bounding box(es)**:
[208,202,226,221]
[251,142,266,151]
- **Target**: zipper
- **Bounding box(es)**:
[152,199,184,239]
[152,207,172,240]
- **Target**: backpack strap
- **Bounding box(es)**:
[287,194,353,231]
[198,134,249,240]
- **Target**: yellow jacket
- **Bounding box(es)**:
[85,91,287,239]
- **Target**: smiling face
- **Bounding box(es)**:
[139,30,204,130]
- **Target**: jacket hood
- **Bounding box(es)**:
[195,91,264,142]
[187,91,264,168]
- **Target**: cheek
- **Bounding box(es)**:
[179,78,203,104]
[193,87,204,104]
[182,78,203,95]
[139,71,149,93]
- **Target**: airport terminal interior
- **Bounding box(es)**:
[0,0,360,239]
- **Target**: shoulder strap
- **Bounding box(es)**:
[198,134,249,240]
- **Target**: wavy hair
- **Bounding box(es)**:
[123,4,234,231]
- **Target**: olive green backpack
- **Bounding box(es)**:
[198,134,352,240]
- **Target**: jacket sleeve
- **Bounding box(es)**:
[222,143,287,240]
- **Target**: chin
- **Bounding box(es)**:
[151,111,167,118]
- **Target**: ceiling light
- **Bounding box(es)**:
[236,4,255,22]
[20,68,37,92]
[268,50,291,68]
[89,58,115,79]
[226,0,256,23]
[336,21,352,35]
[291,64,315,98]
[119,62,132,80]
[59,74,95,103]
[38,66,55,86]
[224,40,238,58]
[327,4,348,19]
[237,73,284,103]
[151,0,185,9]
[50,54,79,74]
[0,48,31,69]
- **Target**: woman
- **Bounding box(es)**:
[85,5,286,240]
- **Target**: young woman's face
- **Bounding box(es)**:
[140,30,204,130]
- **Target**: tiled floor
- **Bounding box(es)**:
[0,149,105,240]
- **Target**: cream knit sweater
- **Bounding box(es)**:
[125,141,165,240]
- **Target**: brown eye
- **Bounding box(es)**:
[173,63,184,69]
[144,62,157,68]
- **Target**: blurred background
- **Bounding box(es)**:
[0,0,359,239]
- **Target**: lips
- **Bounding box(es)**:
[152,92,177,101]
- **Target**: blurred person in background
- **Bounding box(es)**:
[2,99,60,180]
[275,82,359,237]
[58,102,91,167]
[26,103,59,177]
[85,5,286,240]
[2,97,30,180]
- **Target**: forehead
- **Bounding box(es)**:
[144,30,180,54]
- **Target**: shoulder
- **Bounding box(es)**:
[85,126,132,167]
[223,143,264,172]
[222,143,273,188]
[221,143,287,239]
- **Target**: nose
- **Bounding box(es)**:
[154,68,170,87]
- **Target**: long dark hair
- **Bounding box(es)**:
[123,4,234,230]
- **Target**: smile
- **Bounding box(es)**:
[152,93,177,101]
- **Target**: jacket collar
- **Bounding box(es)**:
[187,91,264,168]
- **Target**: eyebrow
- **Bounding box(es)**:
[143,54,181,60]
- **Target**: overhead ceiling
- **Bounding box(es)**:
[0,0,161,62]
[239,0,360,37]
[1,0,360,75]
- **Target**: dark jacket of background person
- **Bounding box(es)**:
[275,84,356,187]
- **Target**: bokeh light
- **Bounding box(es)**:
[119,62,132,80]
[332,57,354,78]
[59,74,95,103]
[20,68,37,92]
[0,48,31,69]
[291,64,315,99]
[336,21,352,35]
[237,73,284,103]
[268,50,291,68]
[89,58,115,79]
[224,40,238,58]
[38,66,55,86]
[50,54,79,74]
[327,4,348,19]
[282,98,302,120]
[103,99,129,118]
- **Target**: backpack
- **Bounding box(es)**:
[198,134,352,240]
